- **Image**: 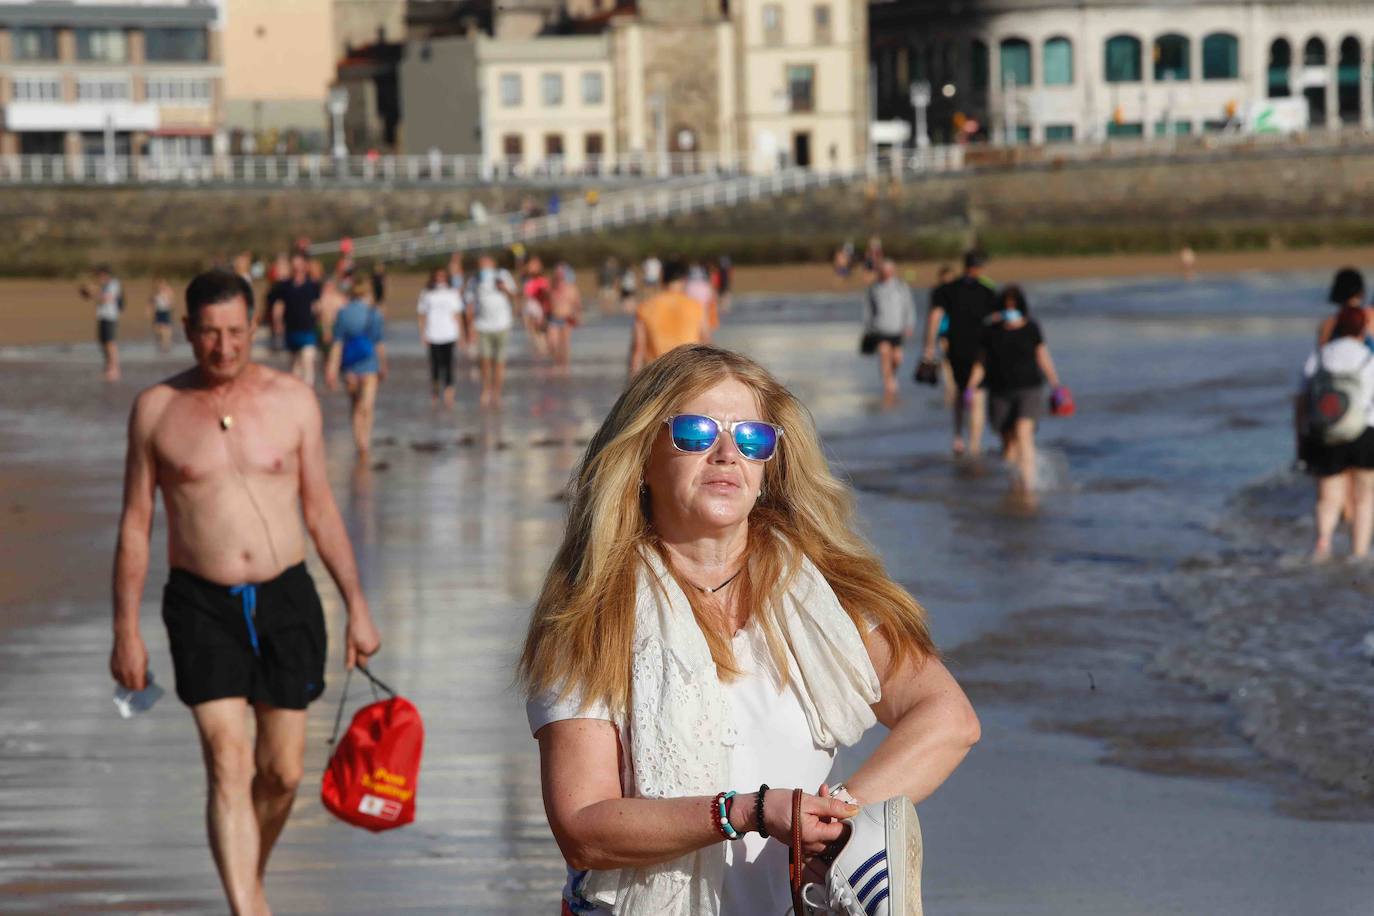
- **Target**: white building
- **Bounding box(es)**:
[871,0,1374,145]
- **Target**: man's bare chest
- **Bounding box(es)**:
[153,399,300,488]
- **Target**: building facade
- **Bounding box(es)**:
[219,0,334,149]
[0,1,222,158]
[872,0,1374,146]
[398,0,870,171]
[478,32,616,168]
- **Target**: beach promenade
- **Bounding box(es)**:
[2,277,1372,913]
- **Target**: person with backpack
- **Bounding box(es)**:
[1297,305,1374,561]
[327,275,387,456]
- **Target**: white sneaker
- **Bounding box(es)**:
[801,796,923,916]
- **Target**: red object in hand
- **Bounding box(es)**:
[321,667,423,832]
[1049,385,1076,417]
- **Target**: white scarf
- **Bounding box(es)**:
[582,547,881,915]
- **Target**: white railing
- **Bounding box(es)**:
[0,151,763,187]
[312,167,860,261]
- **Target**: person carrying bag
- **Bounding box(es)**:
[321,664,424,832]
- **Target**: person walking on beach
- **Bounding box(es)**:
[150,277,175,353]
[545,261,582,376]
[1297,305,1374,561]
[467,253,517,407]
[619,263,639,312]
[629,260,711,375]
[327,276,388,456]
[82,265,123,381]
[520,345,978,914]
[522,255,552,356]
[964,286,1063,495]
[266,252,322,385]
[1317,268,1370,346]
[862,259,917,402]
[109,269,381,915]
[923,250,1001,456]
[417,267,464,409]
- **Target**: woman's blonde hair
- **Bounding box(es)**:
[518,345,936,716]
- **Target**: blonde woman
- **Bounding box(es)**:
[520,345,979,915]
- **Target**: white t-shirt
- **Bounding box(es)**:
[527,621,838,914]
[417,286,463,345]
[470,269,515,334]
[96,278,122,322]
[1301,337,1374,426]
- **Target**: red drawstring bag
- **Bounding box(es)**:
[321,665,423,832]
[1049,385,1077,418]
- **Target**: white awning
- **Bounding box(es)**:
[4,102,160,132]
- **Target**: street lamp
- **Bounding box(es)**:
[328,87,349,159]
[909,80,931,149]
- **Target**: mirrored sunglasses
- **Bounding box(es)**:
[665,414,783,462]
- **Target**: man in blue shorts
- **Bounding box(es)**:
[266,252,322,385]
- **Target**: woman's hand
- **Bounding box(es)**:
[760,788,857,855]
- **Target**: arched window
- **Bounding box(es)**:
[1202,33,1239,79]
[1000,37,1031,87]
[1339,36,1361,124]
[1268,38,1291,98]
[971,38,989,92]
[1105,34,1142,82]
[1304,36,1327,66]
[1043,36,1073,86]
[1154,33,1190,81]
[1304,37,1328,123]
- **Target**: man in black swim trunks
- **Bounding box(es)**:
[923,249,1001,456]
[109,269,381,914]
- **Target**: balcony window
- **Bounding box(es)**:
[1043,36,1073,86]
[499,73,522,107]
[787,64,815,112]
[1268,38,1291,97]
[146,76,213,103]
[581,71,604,105]
[1105,34,1142,83]
[541,73,564,107]
[585,132,604,158]
[544,134,564,158]
[763,5,783,47]
[11,76,62,102]
[813,5,831,45]
[12,27,58,61]
[144,28,209,63]
[502,134,523,161]
[76,77,132,102]
[75,28,128,63]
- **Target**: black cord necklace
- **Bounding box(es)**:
[697,567,743,594]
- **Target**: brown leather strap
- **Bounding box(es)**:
[789,787,805,914]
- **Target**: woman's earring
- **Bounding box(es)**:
[638,478,647,496]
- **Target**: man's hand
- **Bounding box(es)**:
[110,631,149,691]
[345,601,381,670]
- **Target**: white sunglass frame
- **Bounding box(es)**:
[663,413,784,462]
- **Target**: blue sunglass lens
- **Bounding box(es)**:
[733,422,778,460]
[670,415,719,452]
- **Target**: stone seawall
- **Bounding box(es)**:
[7,146,1374,275]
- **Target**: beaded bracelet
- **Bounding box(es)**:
[711,790,741,841]
[755,784,770,839]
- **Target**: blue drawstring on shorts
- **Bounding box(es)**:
[229,584,260,657]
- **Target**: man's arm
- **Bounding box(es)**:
[110,391,161,690]
[629,316,648,376]
[296,390,380,668]
[922,298,945,360]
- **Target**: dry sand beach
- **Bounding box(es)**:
[2,269,1373,913]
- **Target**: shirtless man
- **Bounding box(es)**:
[545,263,582,376]
[109,269,381,915]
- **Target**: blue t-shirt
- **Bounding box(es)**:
[332,300,384,374]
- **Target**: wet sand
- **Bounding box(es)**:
[3,281,1373,913]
